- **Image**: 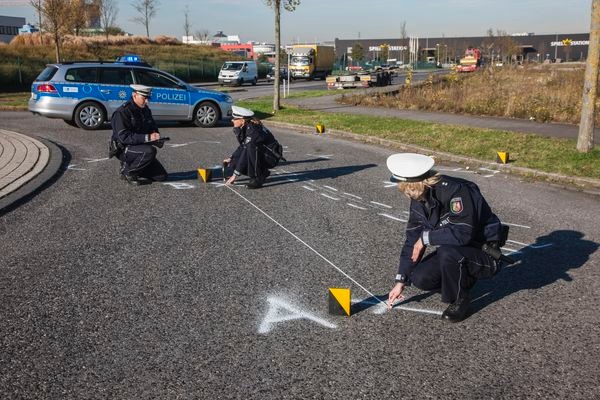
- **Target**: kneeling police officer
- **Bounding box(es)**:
[386,153,508,322]
[110,84,167,185]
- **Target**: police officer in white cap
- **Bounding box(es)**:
[223,105,278,189]
[386,153,508,322]
[110,84,167,185]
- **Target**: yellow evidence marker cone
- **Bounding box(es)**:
[197,168,212,183]
[315,123,325,134]
[328,287,351,316]
[496,151,509,164]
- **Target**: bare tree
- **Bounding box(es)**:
[194,29,210,42]
[70,0,86,36]
[265,0,300,112]
[183,5,192,43]
[31,0,72,62]
[577,0,599,152]
[131,0,159,38]
[99,0,118,40]
[29,0,44,44]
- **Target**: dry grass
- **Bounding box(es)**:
[341,65,594,125]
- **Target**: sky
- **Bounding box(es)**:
[0,0,592,43]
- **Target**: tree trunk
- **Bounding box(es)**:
[54,32,61,63]
[273,0,281,112]
[577,0,600,152]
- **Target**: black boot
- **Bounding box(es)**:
[441,294,470,323]
[246,178,263,189]
[121,174,151,186]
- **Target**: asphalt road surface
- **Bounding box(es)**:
[1,111,599,399]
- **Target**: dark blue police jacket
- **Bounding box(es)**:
[111,100,158,145]
[398,175,503,277]
[231,122,276,177]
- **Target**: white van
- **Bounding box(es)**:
[218,61,258,86]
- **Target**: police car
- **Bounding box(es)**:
[28,56,233,130]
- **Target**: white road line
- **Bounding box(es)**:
[347,203,367,210]
[370,201,392,209]
[321,193,340,201]
[343,192,362,200]
[302,185,316,191]
[83,157,109,163]
[323,185,338,191]
[503,222,531,229]
[378,213,408,222]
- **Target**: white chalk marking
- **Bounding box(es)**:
[302,185,316,191]
[67,164,86,171]
[479,167,500,174]
[502,222,531,229]
[383,181,397,188]
[343,192,362,200]
[347,203,367,210]
[225,185,385,306]
[321,193,340,201]
[378,213,408,222]
[83,157,109,163]
[162,182,195,190]
[306,153,333,159]
[323,185,338,192]
[258,296,336,334]
[507,239,553,249]
[370,201,392,209]
[352,297,442,316]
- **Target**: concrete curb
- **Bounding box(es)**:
[0,135,64,215]
[264,120,600,194]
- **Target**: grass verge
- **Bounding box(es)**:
[239,97,600,181]
[0,92,29,110]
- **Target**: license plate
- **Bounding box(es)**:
[223,80,230,83]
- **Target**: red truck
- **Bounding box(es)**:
[456,47,482,72]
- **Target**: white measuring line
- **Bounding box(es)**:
[502,222,531,229]
[378,213,408,223]
[321,193,340,201]
[347,203,367,210]
[225,185,387,307]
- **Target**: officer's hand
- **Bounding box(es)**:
[150,132,160,142]
[387,282,405,310]
[223,157,232,164]
[225,175,237,186]
[411,237,425,263]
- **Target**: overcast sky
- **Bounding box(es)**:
[0,0,592,43]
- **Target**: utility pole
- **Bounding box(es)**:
[577,0,600,152]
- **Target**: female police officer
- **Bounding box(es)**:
[386,153,506,322]
[223,106,277,189]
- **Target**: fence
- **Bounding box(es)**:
[0,57,271,91]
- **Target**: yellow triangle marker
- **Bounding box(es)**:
[496,151,509,164]
[315,123,325,134]
[197,168,212,183]
[328,288,351,316]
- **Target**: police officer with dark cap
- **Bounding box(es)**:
[386,153,508,322]
[223,105,277,189]
[110,84,167,185]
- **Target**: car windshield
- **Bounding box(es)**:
[291,56,309,65]
[222,63,243,71]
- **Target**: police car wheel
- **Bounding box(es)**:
[74,101,106,130]
[193,102,220,128]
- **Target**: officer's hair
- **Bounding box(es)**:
[398,172,441,200]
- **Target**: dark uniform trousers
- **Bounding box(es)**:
[118,144,167,180]
[410,245,498,304]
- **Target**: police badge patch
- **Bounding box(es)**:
[119,90,127,99]
[450,197,463,214]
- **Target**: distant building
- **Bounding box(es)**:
[335,33,590,65]
[221,43,254,59]
[0,15,25,43]
[18,23,39,35]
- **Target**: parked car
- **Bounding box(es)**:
[266,66,289,82]
[28,60,233,130]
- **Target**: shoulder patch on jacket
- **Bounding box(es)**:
[450,197,463,214]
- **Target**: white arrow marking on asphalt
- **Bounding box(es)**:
[258,296,337,334]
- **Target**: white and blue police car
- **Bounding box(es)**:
[28,56,233,130]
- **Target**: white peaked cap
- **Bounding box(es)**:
[387,153,435,182]
[130,84,152,96]
[231,105,254,119]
